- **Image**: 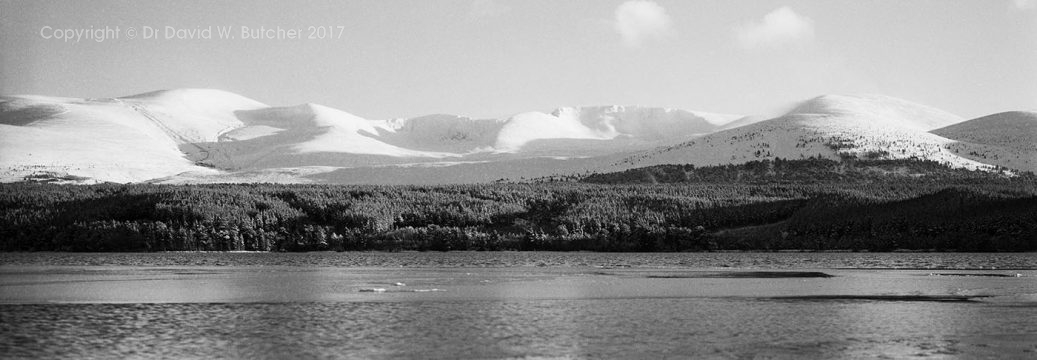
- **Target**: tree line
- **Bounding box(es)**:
[2,159,1035,252]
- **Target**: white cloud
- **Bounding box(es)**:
[614,0,673,48]
[735,7,815,50]
[1014,0,1036,10]
[469,0,511,19]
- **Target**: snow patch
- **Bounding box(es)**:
[494,111,609,152]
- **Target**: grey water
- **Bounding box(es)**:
[1,252,1036,359]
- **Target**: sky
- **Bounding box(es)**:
[1,0,1035,119]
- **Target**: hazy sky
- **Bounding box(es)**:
[1,0,1035,119]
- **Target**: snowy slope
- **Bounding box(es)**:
[494,111,610,152]
[0,89,266,183]
[192,104,465,172]
[609,94,994,172]
[718,115,769,131]
[375,114,504,153]
[788,94,962,131]
[493,106,740,153]
[931,111,1037,172]
[121,89,268,143]
[563,106,741,134]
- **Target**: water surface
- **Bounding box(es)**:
[2,252,1035,359]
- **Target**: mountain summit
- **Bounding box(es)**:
[611,94,987,172]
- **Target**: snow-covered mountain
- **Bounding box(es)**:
[0,89,1032,184]
[609,94,994,172]
[0,89,266,182]
[0,89,739,183]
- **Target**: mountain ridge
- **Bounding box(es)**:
[1,88,1032,184]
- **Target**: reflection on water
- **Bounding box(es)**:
[1,252,1036,359]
